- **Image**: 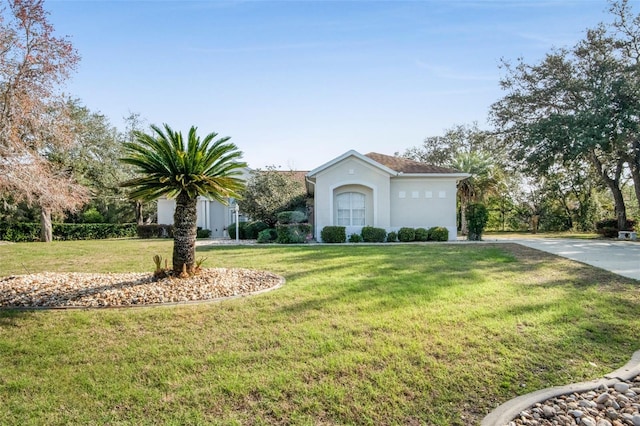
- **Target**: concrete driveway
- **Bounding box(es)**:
[502,238,640,281]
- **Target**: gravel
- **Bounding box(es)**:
[0,268,284,308]
[508,376,640,426]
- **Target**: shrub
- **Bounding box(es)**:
[196,228,211,239]
[228,222,249,239]
[276,224,311,244]
[414,227,429,242]
[137,224,174,239]
[0,222,138,242]
[428,226,449,241]
[277,210,307,224]
[361,226,386,243]
[348,233,363,243]
[81,207,104,223]
[386,231,397,242]
[467,203,489,241]
[257,228,277,244]
[398,227,415,242]
[321,226,346,243]
[244,221,269,239]
[596,218,636,237]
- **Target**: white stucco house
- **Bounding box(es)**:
[305,150,469,241]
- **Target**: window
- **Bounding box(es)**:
[336,192,365,226]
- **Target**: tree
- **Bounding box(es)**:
[120,124,246,276]
[491,0,640,231]
[450,151,497,234]
[400,123,505,233]
[0,0,87,241]
[238,166,308,227]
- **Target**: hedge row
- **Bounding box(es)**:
[0,223,138,242]
[320,226,449,243]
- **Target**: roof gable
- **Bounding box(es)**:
[306,150,396,177]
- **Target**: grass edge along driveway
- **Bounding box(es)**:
[0,240,639,425]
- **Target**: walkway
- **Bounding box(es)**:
[500,238,640,281]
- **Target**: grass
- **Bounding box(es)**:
[0,239,639,425]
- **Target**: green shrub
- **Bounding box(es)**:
[276,224,311,244]
[428,226,449,241]
[196,228,211,239]
[414,227,429,242]
[320,226,346,243]
[244,221,269,239]
[277,210,307,224]
[257,228,277,244]
[467,203,489,241]
[81,207,104,224]
[137,224,174,239]
[386,231,397,242]
[348,233,363,243]
[397,227,415,242]
[0,222,138,242]
[228,222,250,239]
[596,218,636,237]
[361,226,386,243]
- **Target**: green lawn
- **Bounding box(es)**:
[0,240,639,425]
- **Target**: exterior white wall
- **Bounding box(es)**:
[157,198,175,225]
[389,177,458,241]
[313,157,391,239]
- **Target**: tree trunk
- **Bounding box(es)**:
[135,200,144,225]
[591,153,628,230]
[460,200,468,235]
[630,162,640,213]
[172,192,198,277]
[40,207,52,242]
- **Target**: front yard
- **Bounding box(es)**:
[0,240,638,425]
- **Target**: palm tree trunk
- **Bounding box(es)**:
[173,192,198,276]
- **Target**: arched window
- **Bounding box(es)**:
[336,192,365,226]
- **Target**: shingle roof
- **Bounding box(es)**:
[364,152,461,174]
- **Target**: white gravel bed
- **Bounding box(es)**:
[0,268,284,308]
[509,376,640,426]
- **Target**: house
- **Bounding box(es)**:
[156,167,252,238]
[305,150,469,241]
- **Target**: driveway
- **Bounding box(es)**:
[499,238,640,281]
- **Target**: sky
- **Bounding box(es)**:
[45,0,624,171]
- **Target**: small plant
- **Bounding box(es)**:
[194,257,208,273]
[348,233,363,243]
[152,254,170,279]
[196,227,211,239]
[361,226,386,243]
[397,227,415,242]
[414,227,429,242]
[320,226,346,243]
[386,231,397,242]
[428,226,449,241]
[257,228,277,243]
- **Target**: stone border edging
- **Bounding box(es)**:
[481,349,640,426]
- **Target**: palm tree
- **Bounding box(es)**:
[450,151,497,235]
[120,124,246,277]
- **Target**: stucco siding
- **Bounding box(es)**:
[390,177,458,240]
[313,157,391,238]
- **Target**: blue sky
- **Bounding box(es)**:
[47,0,619,170]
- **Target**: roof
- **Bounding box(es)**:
[364,152,462,174]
